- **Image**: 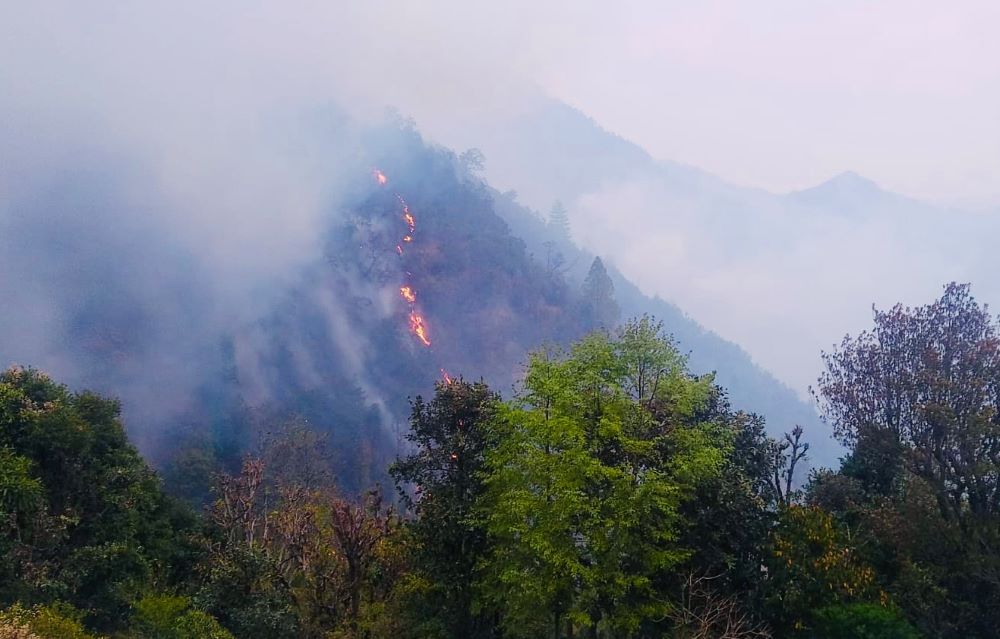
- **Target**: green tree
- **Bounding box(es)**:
[0,367,198,631]
[132,595,234,639]
[389,380,500,639]
[478,321,726,637]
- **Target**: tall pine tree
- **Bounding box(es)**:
[580,257,620,331]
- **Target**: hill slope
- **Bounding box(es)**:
[0,114,837,487]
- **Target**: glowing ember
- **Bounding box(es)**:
[409,311,431,346]
[403,212,415,233]
[396,245,403,255]
[402,235,413,243]
[373,169,388,185]
[400,286,417,304]
[440,369,453,384]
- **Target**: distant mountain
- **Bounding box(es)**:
[491,190,831,464]
[466,97,837,462]
[469,99,745,213]
[456,96,1000,470]
[787,170,924,216]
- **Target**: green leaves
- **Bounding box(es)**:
[477,321,729,637]
[132,595,235,639]
[0,367,198,631]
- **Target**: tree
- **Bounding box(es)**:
[0,367,198,631]
[770,426,809,506]
[132,595,234,639]
[0,603,97,639]
[548,201,571,240]
[814,282,1000,636]
[459,148,486,174]
[389,380,500,639]
[811,603,919,639]
[669,574,770,639]
[763,506,882,636]
[202,425,406,639]
[478,322,727,637]
[329,488,395,635]
[674,410,781,613]
[816,282,1000,525]
[580,257,620,331]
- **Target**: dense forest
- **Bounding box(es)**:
[5,282,1000,637]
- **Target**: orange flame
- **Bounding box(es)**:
[440,368,453,384]
[402,235,412,243]
[403,212,415,233]
[409,311,431,346]
[400,286,417,304]
[373,169,388,185]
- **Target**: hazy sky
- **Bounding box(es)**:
[4,1,997,206]
[526,1,1000,208]
[354,0,1000,208]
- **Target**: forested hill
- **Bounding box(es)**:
[492,192,829,462]
[0,115,827,494]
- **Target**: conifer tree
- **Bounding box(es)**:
[581,257,620,330]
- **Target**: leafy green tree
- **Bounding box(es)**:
[478,321,727,637]
[195,543,299,639]
[132,595,234,639]
[0,367,199,631]
[674,410,779,610]
[0,447,53,599]
[389,380,500,639]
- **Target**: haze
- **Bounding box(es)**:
[3,0,998,401]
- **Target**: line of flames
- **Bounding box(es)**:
[375,168,451,382]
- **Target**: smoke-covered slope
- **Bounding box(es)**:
[491,193,828,460]
[449,96,1000,463]
[0,114,837,492]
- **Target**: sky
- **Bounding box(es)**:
[4,2,997,206]
[526,1,1000,208]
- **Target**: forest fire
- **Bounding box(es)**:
[409,311,431,346]
[376,169,442,353]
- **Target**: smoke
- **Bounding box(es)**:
[0,3,394,445]
[568,172,994,397]
[2,1,997,453]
